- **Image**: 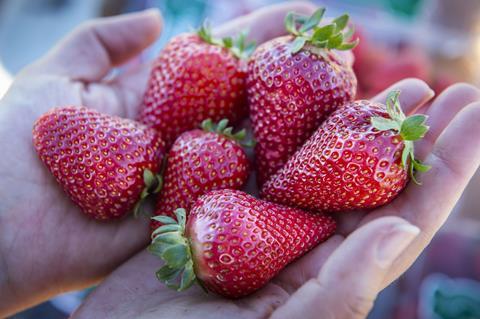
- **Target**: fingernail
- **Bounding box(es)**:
[376,222,420,268]
[143,8,162,17]
[426,88,435,99]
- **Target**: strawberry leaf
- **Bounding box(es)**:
[344,24,355,41]
[312,25,336,42]
[285,12,297,35]
[337,39,360,51]
[332,14,349,32]
[197,22,255,59]
[412,159,431,173]
[285,8,358,53]
[222,37,233,48]
[374,91,431,183]
[299,8,325,33]
[290,37,307,53]
[179,262,196,291]
[162,244,188,268]
[174,208,187,229]
[400,114,429,141]
[151,215,177,225]
[149,208,198,293]
[371,117,400,132]
[143,169,155,188]
[156,265,181,282]
[327,33,344,49]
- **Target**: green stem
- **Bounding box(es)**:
[197,21,256,59]
[284,7,359,54]
[371,90,431,184]
[149,208,197,291]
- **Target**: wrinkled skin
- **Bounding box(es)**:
[2,2,480,319]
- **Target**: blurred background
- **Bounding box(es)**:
[2,0,480,318]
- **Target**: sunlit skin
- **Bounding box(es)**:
[1,2,480,319]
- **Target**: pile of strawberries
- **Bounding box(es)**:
[32,8,430,298]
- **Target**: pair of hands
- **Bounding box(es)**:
[1,2,480,318]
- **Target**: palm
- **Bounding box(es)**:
[72,74,480,319]
[0,61,153,295]
[3,3,480,319]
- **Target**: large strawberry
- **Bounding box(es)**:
[151,119,250,231]
[33,106,165,220]
[149,189,336,298]
[261,91,430,212]
[247,8,358,185]
[139,24,254,147]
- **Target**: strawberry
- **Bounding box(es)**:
[150,119,250,231]
[149,189,336,298]
[247,8,358,185]
[138,24,254,147]
[261,91,430,212]
[33,106,165,220]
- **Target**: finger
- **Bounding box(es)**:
[271,217,419,319]
[71,251,168,319]
[416,83,480,158]
[365,102,480,286]
[372,78,434,115]
[28,9,162,81]
[214,1,317,44]
[80,63,152,118]
[273,235,344,293]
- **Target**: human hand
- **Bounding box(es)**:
[0,2,323,317]
[70,8,480,319]
[0,9,165,317]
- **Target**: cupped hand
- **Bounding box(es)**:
[71,84,480,319]
[70,6,480,319]
[0,2,324,317]
[0,8,164,317]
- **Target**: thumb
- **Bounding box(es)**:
[27,9,163,81]
[271,217,420,319]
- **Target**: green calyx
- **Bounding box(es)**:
[148,208,197,291]
[133,168,163,217]
[197,21,256,59]
[285,7,358,54]
[371,90,431,184]
[201,118,255,147]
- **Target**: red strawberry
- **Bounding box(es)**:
[149,189,336,298]
[150,119,250,231]
[247,8,358,185]
[138,24,254,147]
[261,91,430,212]
[33,106,165,220]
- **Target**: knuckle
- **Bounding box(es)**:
[343,293,374,319]
[431,145,464,179]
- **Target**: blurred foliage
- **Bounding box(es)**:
[432,279,480,319]
[388,0,422,17]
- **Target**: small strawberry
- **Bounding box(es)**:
[261,91,430,212]
[33,106,165,220]
[247,8,358,185]
[149,189,336,298]
[139,24,255,147]
[151,119,250,232]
